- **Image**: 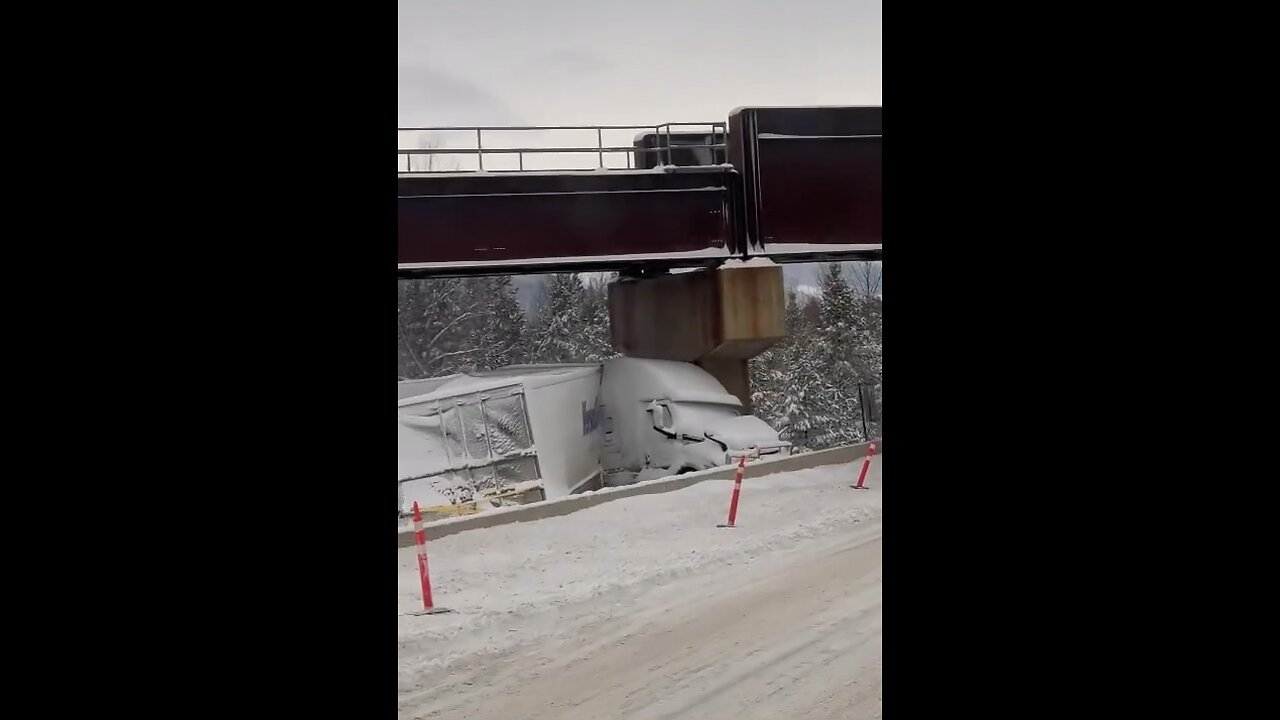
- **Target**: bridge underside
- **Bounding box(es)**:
[397,106,881,278]
[396,245,882,280]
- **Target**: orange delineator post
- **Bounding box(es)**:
[853,442,877,490]
[718,455,747,528]
[409,501,452,615]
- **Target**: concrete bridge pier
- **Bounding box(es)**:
[607,264,787,410]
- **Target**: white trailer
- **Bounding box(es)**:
[397,365,603,516]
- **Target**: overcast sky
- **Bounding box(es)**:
[399,0,881,127]
[399,0,882,295]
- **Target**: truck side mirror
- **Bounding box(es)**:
[646,401,673,430]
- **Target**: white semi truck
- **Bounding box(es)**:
[397,357,788,516]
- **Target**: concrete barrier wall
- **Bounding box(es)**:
[398,440,881,545]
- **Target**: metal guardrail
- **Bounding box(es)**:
[397,122,728,174]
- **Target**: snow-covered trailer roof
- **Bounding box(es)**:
[602,357,740,406]
[397,375,460,400]
[398,364,601,408]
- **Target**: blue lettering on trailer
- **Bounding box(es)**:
[582,399,603,436]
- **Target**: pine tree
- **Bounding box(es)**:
[464,275,528,369]
[846,262,883,439]
[779,347,829,449]
[749,348,779,427]
[751,289,798,433]
[528,273,620,363]
[577,273,619,362]
[529,274,586,363]
[397,278,476,378]
[817,263,857,382]
[809,264,863,446]
[756,289,829,451]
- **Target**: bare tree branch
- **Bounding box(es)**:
[849,262,882,299]
[397,313,428,376]
[430,347,481,361]
[424,309,487,350]
[410,137,439,173]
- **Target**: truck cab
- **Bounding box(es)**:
[600,357,788,476]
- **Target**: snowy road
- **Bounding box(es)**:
[398,459,882,719]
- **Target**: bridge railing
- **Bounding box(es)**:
[397,122,728,174]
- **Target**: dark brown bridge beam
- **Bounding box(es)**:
[728,106,882,253]
[398,167,739,273]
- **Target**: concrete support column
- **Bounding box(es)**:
[608,264,786,407]
[696,357,753,412]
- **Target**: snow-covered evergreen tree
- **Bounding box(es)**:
[465,275,528,369]
[781,292,832,450]
[530,274,587,363]
[577,273,619,362]
[817,263,857,380]
[750,290,824,450]
[528,273,619,363]
[749,344,780,425]
[846,262,882,439]
[397,278,475,378]
[809,264,863,446]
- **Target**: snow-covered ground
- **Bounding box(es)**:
[398,459,882,719]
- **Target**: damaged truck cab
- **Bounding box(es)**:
[600,357,788,479]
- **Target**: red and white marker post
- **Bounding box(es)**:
[852,442,876,490]
[409,500,452,615]
[717,454,747,528]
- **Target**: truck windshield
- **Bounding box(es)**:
[670,402,742,432]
